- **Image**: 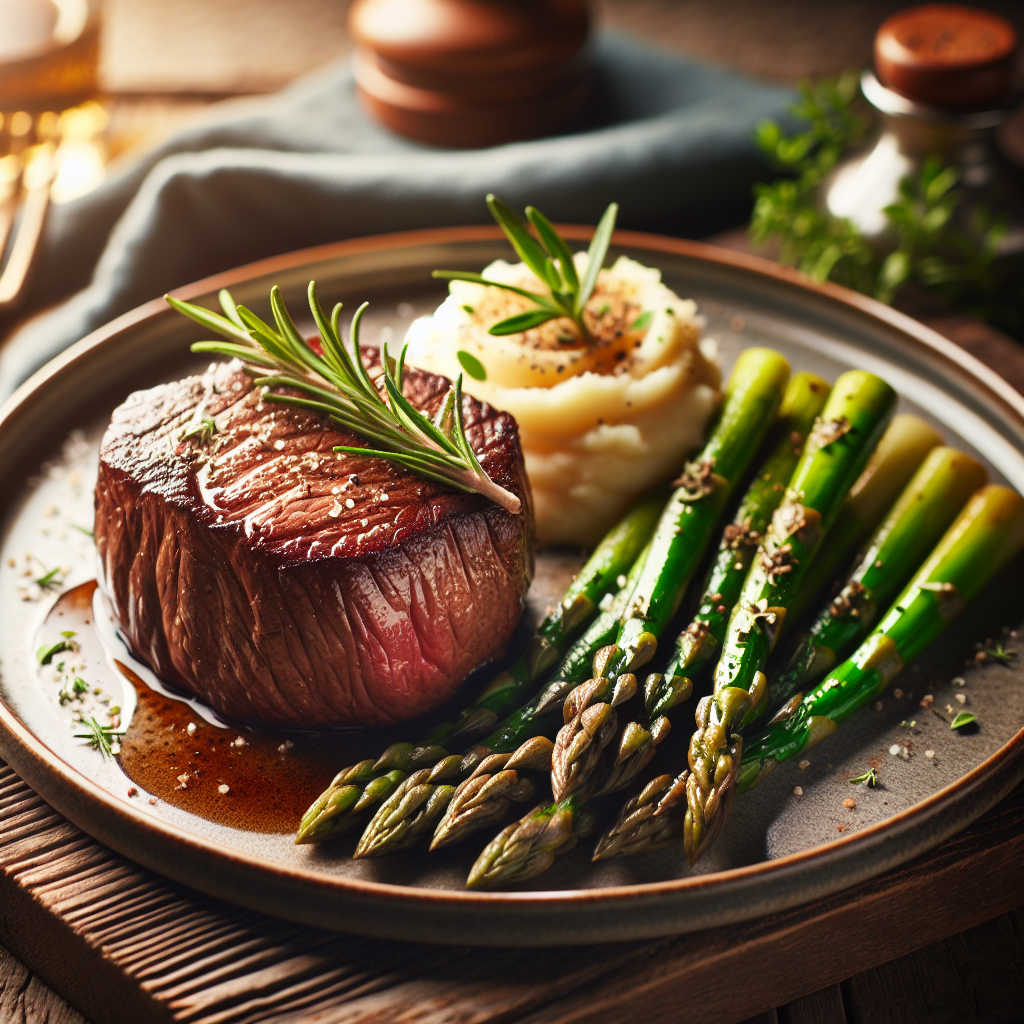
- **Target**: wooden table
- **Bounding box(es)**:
[1,760,1021,1024]
[1,279,1021,1024]
[2,2,1024,1021]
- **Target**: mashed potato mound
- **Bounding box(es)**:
[405,253,720,546]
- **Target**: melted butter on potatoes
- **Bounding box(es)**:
[405,252,720,546]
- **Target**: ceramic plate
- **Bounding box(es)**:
[1,227,1022,945]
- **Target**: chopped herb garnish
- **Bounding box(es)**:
[950,712,977,730]
[849,768,878,787]
[73,716,125,758]
[34,566,62,589]
[456,349,487,382]
[72,677,89,694]
[978,641,1017,665]
[461,304,475,314]
[181,409,217,444]
[37,639,73,665]
[72,524,94,537]
[631,310,654,332]
[433,194,618,341]
[597,303,611,316]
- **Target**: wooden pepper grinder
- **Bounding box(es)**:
[349,0,591,148]
[825,3,1023,252]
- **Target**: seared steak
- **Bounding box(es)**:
[95,351,533,728]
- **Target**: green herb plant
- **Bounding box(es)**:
[751,73,1019,336]
[433,194,618,340]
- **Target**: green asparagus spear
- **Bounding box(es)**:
[682,370,896,864]
[602,348,792,684]
[738,484,1024,791]
[650,371,831,718]
[459,350,795,883]
[295,492,664,844]
[784,412,942,632]
[767,446,986,712]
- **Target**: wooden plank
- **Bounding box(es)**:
[0,943,87,1024]
[1,759,1022,1024]
[840,911,1024,1024]
[785,985,847,1024]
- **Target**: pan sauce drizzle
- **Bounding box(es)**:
[42,582,352,834]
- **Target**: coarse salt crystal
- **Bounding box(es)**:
[328,499,343,518]
[345,498,355,509]
[889,744,901,756]
[177,774,189,785]
[925,750,935,758]
[218,784,230,794]
[955,693,967,705]
[952,676,966,687]
[798,759,810,770]
[278,740,294,752]
[273,439,285,450]
[234,737,246,747]
[380,493,389,501]
[793,786,803,796]
[186,722,197,736]
[361,518,369,527]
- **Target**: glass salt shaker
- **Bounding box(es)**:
[825,4,1023,254]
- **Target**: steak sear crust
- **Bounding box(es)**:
[95,350,534,728]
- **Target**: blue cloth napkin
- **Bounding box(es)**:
[0,32,793,400]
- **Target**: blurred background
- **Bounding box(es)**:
[0,0,1022,397]
[95,1,1024,163]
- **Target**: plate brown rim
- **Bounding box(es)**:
[1,225,1022,939]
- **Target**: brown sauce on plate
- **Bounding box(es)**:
[43,582,348,833]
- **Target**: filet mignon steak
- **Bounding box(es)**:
[95,350,534,728]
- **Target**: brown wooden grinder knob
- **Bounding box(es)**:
[349,0,591,148]
[875,4,1018,109]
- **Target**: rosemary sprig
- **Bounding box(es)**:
[166,283,521,514]
[432,194,618,340]
[74,716,124,758]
